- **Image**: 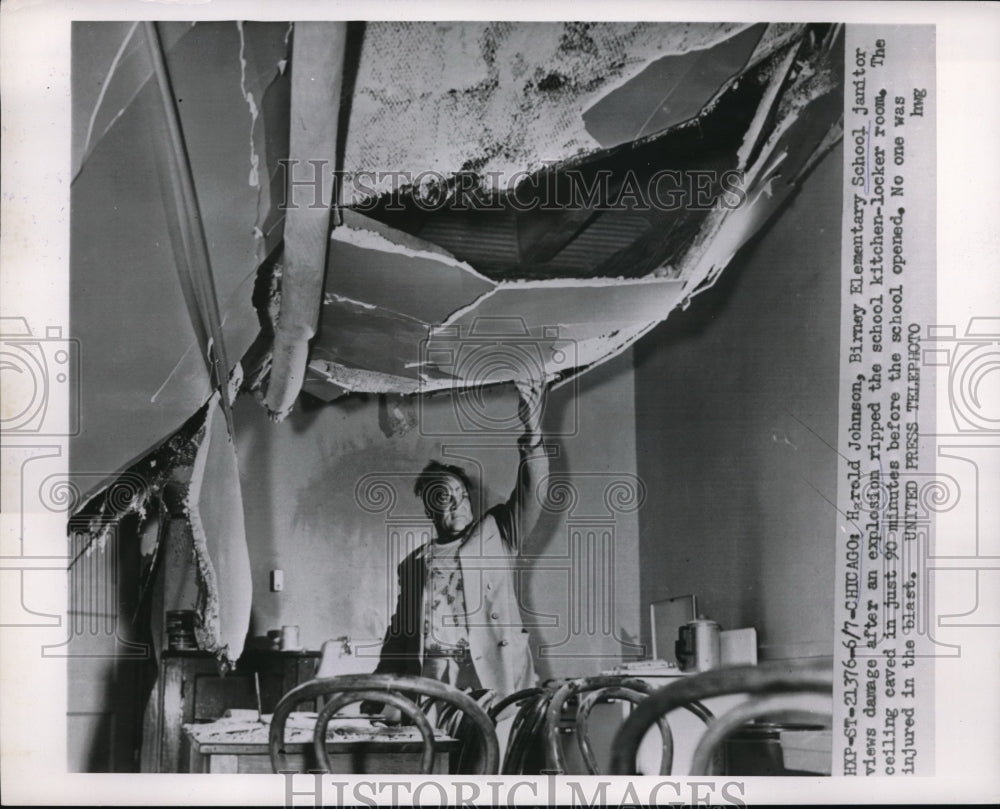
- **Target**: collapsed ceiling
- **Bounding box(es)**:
[69,20,844,663]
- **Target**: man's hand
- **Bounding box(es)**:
[514,377,547,442]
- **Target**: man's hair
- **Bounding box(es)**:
[414,460,474,514]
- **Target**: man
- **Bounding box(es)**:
[364,380,549,716]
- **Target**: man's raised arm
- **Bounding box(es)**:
[495,379,550,551]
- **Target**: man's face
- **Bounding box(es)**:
[426,473,474,541]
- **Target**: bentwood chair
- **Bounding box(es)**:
[609,659,834,775]
[542,675,692,775]
[268,673,500,774]
[488,686,553,774]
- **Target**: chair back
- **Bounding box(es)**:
[609,659,833,775]
[543,675,678,775]
[489,686,553,775]
[268,673,500,774]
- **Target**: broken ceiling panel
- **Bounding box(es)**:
[70,22,291,502]
[354,24,826,284]
[669,28,845,299]
[285,24,843,404]
[422,277,687,384]
[71,21,192,180]
[581,23,767,148]
[328,213,496,323]
[340,21,762,202]
[71,20,844,483]
[312,296,431,379]
[300,212,687,395]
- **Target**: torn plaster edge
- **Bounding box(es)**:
[522,25,808,186]
[570,21,802,138]
[572,23,756,109]
[236,22,262,190]
[742,57,841,191]
[308,315,673,400]
[696,22,807,114]
[70,473,152,562]
[184,393,230,665]
[69,412,203,523]
[536,23,807,182]
[667,25,808,154]
[434,274,687,332]
[331,219,497,288]
[67,401,211,574]
[307,360,423,395]
[549,319,668,393]
[676,115,844,308]
[735,40,802,169]
[650,56,843,285]
[339,209,458,262]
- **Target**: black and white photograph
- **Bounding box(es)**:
[1,2,997,805]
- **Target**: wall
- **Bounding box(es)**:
[232,349,640,681]
[633,144,843,661]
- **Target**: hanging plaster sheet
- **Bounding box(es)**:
[69,22,291,502]
[186,393,253,666]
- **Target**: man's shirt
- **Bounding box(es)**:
[421,535,480,689]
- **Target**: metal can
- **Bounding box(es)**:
[280,624,301,651]
[676,618,721,672]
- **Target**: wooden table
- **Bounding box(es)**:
[156,650,323,773]
[183,714,458,774]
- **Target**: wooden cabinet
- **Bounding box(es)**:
[154,650,321,773]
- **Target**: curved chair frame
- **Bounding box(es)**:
[268,673,500,775]
[609,659,834,775]
[493,686,556,775]
[488,687,548,722]
[543,675,684,775]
